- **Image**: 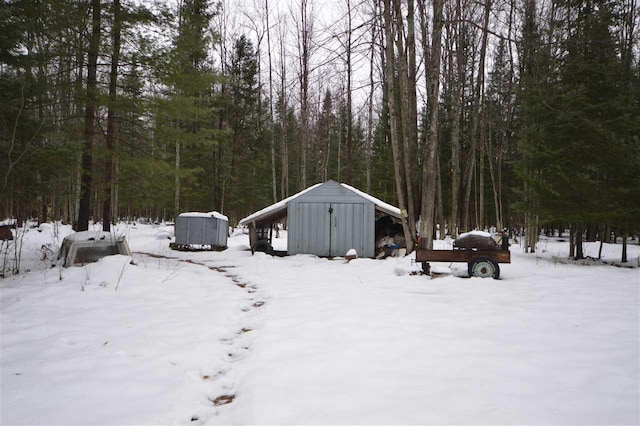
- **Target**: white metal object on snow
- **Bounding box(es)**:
[55,231,131,267]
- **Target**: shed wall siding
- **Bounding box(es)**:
[331,203,375,258]
[287,201,375,258]
[217,221,228,247]
[288,202,331,256]
[175,216,228,247]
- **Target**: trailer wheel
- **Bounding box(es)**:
[468,255,500,279]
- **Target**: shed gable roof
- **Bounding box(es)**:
[238,180,401,226]
[292,180,370,204]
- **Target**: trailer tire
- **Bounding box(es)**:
[468,255,500,279]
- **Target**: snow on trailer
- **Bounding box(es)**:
[171,211,228,251]
[416,231,511,279]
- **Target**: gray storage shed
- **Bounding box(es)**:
[173,211,228,250]
[239,180,402,258]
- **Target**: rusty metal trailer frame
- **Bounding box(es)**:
[169,242,227,251]
[416,248,510,278]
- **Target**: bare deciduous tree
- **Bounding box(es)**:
[418,0,443,249]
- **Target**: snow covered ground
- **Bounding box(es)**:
[1,223,639,425]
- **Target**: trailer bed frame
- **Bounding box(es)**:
[415,248,510,278]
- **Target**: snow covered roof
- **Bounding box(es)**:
[339,183,401,218]
[178,211,228,221]
[238,183,323,225]
[458,230,492,238]
[239,181,401,226]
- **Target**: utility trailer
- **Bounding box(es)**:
[416,231,510,279]
[170,211,228,251]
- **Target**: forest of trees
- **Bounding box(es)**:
[1,0,638,258]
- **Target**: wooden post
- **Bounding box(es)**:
[250,221,257,252]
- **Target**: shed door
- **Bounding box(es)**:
[293,202,332,256]
[290,202,369,257]
[330,203,366,257]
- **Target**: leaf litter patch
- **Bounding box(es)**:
[210,395,235,406]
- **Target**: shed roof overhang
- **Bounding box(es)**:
[244,204,288,226]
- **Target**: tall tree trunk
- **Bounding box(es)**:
[393,0,416,248]
[449,0,464,235]
[436,150,444,239]
[365,1,378,193]
[487,125,502,229]
[113,136,120,223]
[598,229,604,259]
[575,223,584,259]
[323,116,330,181]
[383,0,413,253]
[525,210,538,254]
[406,0,419,206]
[419,0,443,249]
[103,0,121,232]
[297,0,312,189]
[75,154,81,226]
[73,30,85,227]
[175,141,181,215]
[279,19,289,200]
[337,103,342,181]
[345,0,353,184]
[463,0,491,231]
[462,144,475,230]
[78,0,101,231]
[479,124,485,229]
[265,0,277,202]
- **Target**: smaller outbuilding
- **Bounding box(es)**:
[171,211,228,251]
[239,180,403,258]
